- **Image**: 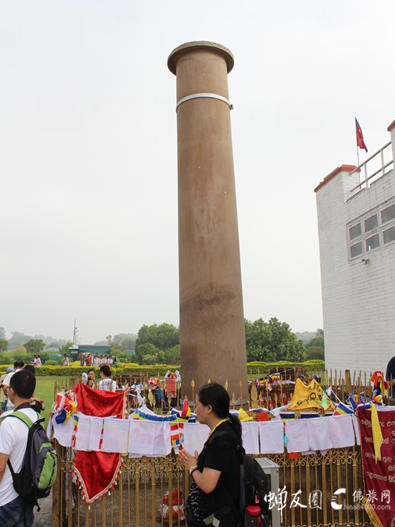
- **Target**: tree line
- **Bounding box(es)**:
[0,321,324,366]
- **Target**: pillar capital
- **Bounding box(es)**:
[167,41,234,76]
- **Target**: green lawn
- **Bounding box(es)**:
[34,376,73,427]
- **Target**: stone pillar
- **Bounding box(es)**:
[168,41,248,405]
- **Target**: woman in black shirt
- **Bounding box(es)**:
[178,383,242,527]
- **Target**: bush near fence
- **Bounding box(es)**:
[247,360,325,374]
[0,360,325,377]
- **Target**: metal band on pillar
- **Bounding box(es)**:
[176,93,233,112]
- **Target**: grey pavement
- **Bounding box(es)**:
[33,491,52,527]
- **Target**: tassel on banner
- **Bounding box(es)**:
[362,497,384,527]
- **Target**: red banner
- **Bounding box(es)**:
[72,383,127,503]
[358,408,395,526]
[73,382,126,418]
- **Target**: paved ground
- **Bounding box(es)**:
[33,492,52,527]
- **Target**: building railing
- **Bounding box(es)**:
[350,141,393,194]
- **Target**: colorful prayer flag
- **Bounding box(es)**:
[333,402,354,416]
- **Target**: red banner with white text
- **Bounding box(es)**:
[358,408,395,526]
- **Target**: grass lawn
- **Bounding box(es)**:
[34,376,73,427]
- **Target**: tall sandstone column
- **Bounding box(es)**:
[168,41,248,404]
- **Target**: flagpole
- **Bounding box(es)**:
[355,117,360,168]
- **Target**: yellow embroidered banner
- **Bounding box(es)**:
[288,379,334,412]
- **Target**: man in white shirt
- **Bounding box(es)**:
[0,369,37,526]
[2,361,24,412]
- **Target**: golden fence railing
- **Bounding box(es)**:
[52,443,373,527]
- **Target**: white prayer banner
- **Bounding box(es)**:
[242,421,260,455]
[329,415,355,448]
[53,416,74,447]
[285,419,309,453]
[352,414,361,446]
[183,423,209,455]
[128,420,155,455]
[258,417,284,454]
[75,414,103,452]
[102,418,129,453]
[307,417,333,451]
[152,422,171,456]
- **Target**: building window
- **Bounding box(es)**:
[366,234,379,251]
[382,204,395,224]
[349,223,361,240]
[365,214,378,232]
[347,198,395,261]
[350,242,363,258]
[384,226,395,245]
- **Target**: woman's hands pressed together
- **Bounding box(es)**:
[177,447,198,473]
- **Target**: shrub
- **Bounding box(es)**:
[307,348,325,360]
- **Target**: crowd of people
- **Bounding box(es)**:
[80,354,118,368]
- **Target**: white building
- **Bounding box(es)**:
[315,119,395,377]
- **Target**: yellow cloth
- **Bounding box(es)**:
[288,379,334,412]
[371,404,383,462]
[238,408,253,422]
[362,497,384,527]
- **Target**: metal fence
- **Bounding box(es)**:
[52,444,372,527]
[52,370,376,526]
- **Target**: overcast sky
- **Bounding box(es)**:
[1,1,393,343]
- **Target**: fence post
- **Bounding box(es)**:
[52,441,64,527]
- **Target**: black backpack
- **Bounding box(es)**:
[207,429,270,527]
[2,406,57,506]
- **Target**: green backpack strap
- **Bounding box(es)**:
[2,411,34,428]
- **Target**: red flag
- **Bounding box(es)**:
[72,382,127,503]
[355,118,368,152]
[358,408,395,527]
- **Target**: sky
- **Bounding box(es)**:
[1,1,394,344]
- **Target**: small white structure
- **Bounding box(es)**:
[315,119,395,377]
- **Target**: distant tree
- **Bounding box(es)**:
[106,335,112,345]
[0,339,8,352]
[46,342,60,350]
[0,352,13,365]
[0,327,5,339]
[121,336,137,351]
[40,351,63,365]
[8,332,32,350]
[135,343,160,365]
[142,354,157,365]
[305,329,324,351]
[43,336,68,347]
[58,342,73,355]
[294,331,316,344]
[10,348,30,362]
[245,317,305,362]
[308,347,325,360]
[164,345,180,365]
[135,323,179,352]
[24,339,45,355]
